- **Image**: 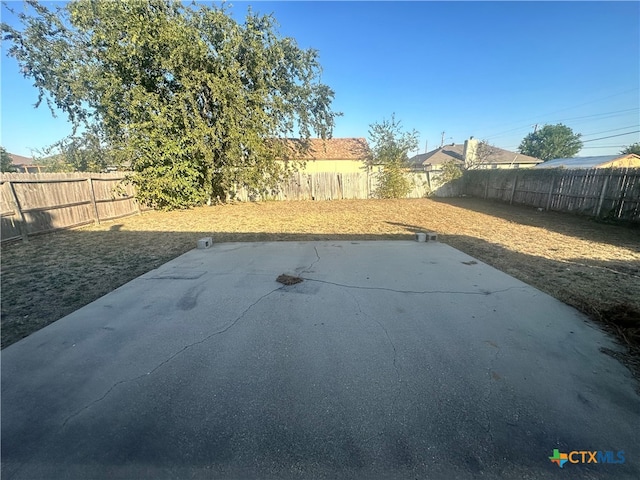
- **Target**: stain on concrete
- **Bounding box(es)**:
[177,285,205,311]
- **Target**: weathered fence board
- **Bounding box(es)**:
[0,173,141,242]
[233,171,439,202]
[461,168,640,223]
[233,172,372,201]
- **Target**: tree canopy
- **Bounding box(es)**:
[518,124,582,162]
[1,147,17,173]
[36,126,115,173]
[368,114,418,199]
[620,143,640,156]
[2,0,340,208]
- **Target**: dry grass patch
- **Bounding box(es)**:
[2,197,639,380]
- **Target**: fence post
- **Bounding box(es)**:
[124,179,142,215]
[595,173,610,218]
[614,170,627,220]
[509,174,518,205]
[7,181,29,242]
[545,175,556,211]
[483,172,490,199]
[135,192,142,215]
[87,177,101,224]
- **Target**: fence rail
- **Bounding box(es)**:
[459,168,640,223]
[0,173,142,242]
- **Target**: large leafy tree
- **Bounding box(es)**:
[1,147,17,173]
[38,126,115,172]
[368,114,418,199]
[2,0,339,208]
[620,143,640,155]
[518,124,582,162]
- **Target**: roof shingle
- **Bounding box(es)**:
[408,143,541,168]
[282,138,371,161]
[8,153,38,166]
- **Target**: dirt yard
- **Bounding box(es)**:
[2,197,639,377]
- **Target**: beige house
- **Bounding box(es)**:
[280,138,371,173]
[534,153,640,169]
[408,137,542,171]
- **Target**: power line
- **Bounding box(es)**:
[581,130,640,143]
[503,142,633,150]
[504,134,638,149]
[581,145,627,149]
[484,88,638,139]
[480,109,639,141]
[560,114,640,129]
[557,108,639,122]
[581,125,640,137]
[477,88,639,140]
[527,87,638,119]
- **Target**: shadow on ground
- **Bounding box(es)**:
[433,197,639,248]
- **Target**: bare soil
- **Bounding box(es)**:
[2,197,638,378]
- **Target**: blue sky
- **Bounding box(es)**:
[1,1,639,158]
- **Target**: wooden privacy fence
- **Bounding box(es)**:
[232,171,436,201]
[233,171,372,201]
[460,168,640,222]
[0,170,440,242]
[6,167,634,242]
[1,173,142,242]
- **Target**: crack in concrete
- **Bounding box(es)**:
[299,246,321,274]
[302,278,526,296]
[61,286,282,428]
[375,318,400,383]
[344,288,402,429]
[478,342,501,445]
[347,290,401,384]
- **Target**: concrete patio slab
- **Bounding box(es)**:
[2,241,639,479]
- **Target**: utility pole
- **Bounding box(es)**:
[532,124,539,133]
[440,131,445,148]
[425,140,428,154]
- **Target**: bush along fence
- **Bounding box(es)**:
[0,172,144,242]
[459,167,640,223]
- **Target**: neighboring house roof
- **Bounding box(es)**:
[408,142,541,169]
[474,146,541,165]
[7,153,48,173]
[281,138,371,161]
[534,154,640,169]
[409,145,465,168]
[8,153,37,166]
